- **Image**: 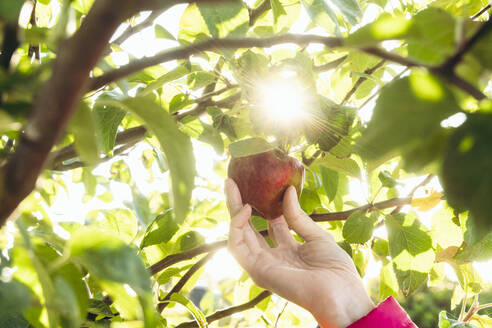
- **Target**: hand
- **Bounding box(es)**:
[225,179,374,328]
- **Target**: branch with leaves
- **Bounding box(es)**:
[174,290,272,328]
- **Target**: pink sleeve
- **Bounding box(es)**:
[346,297,417,328]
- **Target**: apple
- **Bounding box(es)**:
[227,149,304,220]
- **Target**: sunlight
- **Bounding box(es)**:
[257,71,309,126]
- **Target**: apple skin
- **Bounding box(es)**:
[227,150,304,220]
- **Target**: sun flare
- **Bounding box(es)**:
[256,71,309,125]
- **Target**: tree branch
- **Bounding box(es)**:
[157,252,215,313]
[149,240,227,275]
[88,34,343,91]
[47,85,239,170]
[440,17,492,71]
[341,60,385,105]
[249,0,271,27]
[174,291,272,328]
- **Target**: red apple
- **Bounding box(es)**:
[227,149,304,220]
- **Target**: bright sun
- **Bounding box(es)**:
[257,71,309,125]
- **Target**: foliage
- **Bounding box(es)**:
[0,0,491,327]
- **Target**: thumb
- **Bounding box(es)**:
[282,186,326,242]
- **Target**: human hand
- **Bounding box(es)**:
[225,179,374,328]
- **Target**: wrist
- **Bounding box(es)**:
[308,284,374,327]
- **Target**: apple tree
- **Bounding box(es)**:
[1,0,492,327]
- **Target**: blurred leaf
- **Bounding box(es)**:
[179,1,249,44]
[271,0,287,26]
[452,263,484,294]
[154,24,175,40]
[407,8,456,65]
[442,113,492,233]
[69,102,100,165]
[378,170,397,188]
[411,191,443,211]
[313,154,360,178]
[471,24,492,70]
[342,210,376,244]
[385,213,435,296]
[110,160,132,184]
[372,238,389,258]
[87,299,114,317]
[157,265,193,285]
[187,71,216,90]
[130,186,152,225]
[0,279,37,324]
[70,229,151,294]
[430,205,463,249]
[141,210,179,248]
[329,0,362,25]
[299,188,321,214]
[358,73,460,163]
[169,293,208,328]
[353,248,368,277]
[199,122,224,155]
[379,263,398,301]
[0,0,24,21]
[302,0,339,32]
[455,231,492,262]
[346,15,412,46]
[178,231,205,252]
[228,137,273,158]
[107,97,195,223]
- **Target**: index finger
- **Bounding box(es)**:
[225,178,243,216]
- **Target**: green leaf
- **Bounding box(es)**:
[270,0,287,26]
[302,0,339,32]
[179,1,249,44]
[372,238,389,258]
[407,8,456,65]
[154,24,175,40]
[187,71,216,90]
[379,263,398,301]
[452,263,484,294]
[140,210,179,248]
[228,137,274,158]
[320,166,338,202]
[346,15,411,46]
[378,170,397,188]
[299,188,321,214]
[442,113,492,234]
[103,97,195,223]
[53,276,81,328]
[178,231,205,252]
[87,299,114,317]
[110,160,132,184]
[471,24,492,70]
[199,122,224,155]
[141,66,190,96]
[328,0,362,25]
[358,72,460,162]
[69,102,100,165]
[455,231,492,262]
[130,186,152,225]
[93,96,126,154]
[0,279,37,323]
[385,213,435,296]
[342,210,376,244]
[313,154,360,178]
[70,229,151,294]
[430,205,463,249]
[169,293,208,328]
[0,0,24,21]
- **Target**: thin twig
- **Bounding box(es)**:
[471,4,491,20]
[111,9,166,49]
[28,0,40,61]
[174,291,272,328]
[274,301,288,328]
[358,67,409,110]
[158,252,215,312]
[302,149,323,166]
[391,173,434,215]
[341,60,385,105]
